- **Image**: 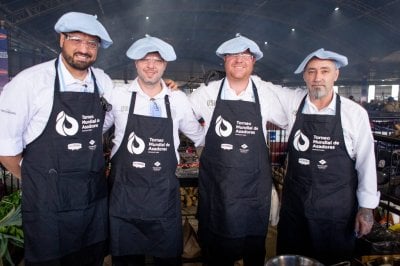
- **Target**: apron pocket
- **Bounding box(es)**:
[110,180,170,220]
[57,171,94,211]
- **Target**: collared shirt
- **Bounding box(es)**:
[58,57,94,92]
[189,75,288,143]
[0,56,114,156]
[103,78,205,161]
[270,86,380,209]
[221,78,255,101]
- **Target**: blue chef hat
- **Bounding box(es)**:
[126,35,176,61]
[216,34,263,61]
[54,12,113,49]
[294,48,348,74]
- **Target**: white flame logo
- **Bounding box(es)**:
[215,115,232,137]
[127,131,145,154]
[293,130,310,152]
[55,111,79,136]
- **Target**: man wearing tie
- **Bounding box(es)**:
[103,35,204,266]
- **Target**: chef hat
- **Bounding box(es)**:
[216,34,263,60]
[294,48,348,74]
[54,12,113,49]
[126,35,176,61]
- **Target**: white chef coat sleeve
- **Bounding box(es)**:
[92,67,114,96]
[0,76,33,156]
[254,78,289,130]
[172,91,205,147]
[188,83,208,121]
[102,87,115,133]
[92,68,114,133]
[350,107,380,208]
[188,80,220,134]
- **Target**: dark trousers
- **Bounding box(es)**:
[112,255,182,266]
[203,235,266,266]
[277,208,355,265]
[25,241,107,266]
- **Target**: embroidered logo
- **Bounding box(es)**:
[239,144,249,154]
[298,158,310,165]
[55,111,79,136]
[132,161,146,168]
[221,143,233,150]
[127,131,145,154]
[317,159,328,170]
[215,115,232,137]
[67,143,82,151]
[88,139,97,150]
[153,161,162,171]
[293,130,310,152]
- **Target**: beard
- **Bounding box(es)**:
[309,86,329,100]
[62,50,95,71]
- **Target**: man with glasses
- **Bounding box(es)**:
[103,35,204,266]
[189,34,287,265]
[0,12,113,265]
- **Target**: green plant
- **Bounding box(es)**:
[0,191,23,266]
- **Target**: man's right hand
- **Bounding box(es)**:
[0,155,22,179]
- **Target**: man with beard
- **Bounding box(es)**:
[103,35,204,266]
[275,49,379,264]
[0,12,113,265]
[189,34,287,266]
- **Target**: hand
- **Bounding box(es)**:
[165,79,178,90]
[354,207,374,238]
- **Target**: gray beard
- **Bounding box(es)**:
[310,87,328,100]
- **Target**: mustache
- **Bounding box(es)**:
[73,52,91,58]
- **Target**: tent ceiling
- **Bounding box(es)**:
[1,0,400,86]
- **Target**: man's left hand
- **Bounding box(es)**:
[354,207,374,238]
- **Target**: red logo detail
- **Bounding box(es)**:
[0,34,7,40]
[0,69,8,75]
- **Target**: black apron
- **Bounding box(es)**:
[197,79,272,245]
[21,59,108,262]
[109,92,181,258]
[277,95,358,264]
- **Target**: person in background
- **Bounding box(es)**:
[103,35,204,266]
[0,12,113,266]
[189,34,287,266]
[383,96,399,112]
[275,48,380,264]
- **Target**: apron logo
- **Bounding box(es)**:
[153,161,162,171]
[132,161,146,168]
[298,158,310,165]
[317,159,328,170]
[88,139,97,150]
[127,131,146,154]
[215,115,232,137]
[293,130,310,152]
[221,143,233,150]
[240,144,249,154]
[55,111,79,136]
[67,143,82,151]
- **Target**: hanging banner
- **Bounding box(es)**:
[0,28,9,94]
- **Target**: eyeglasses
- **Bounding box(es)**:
[138,57,165,66]
[225,53,254,60]
[63,34,100,50]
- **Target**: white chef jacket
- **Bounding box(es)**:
[103,78,205,162]
[0,56,114,156]
[189,75,288,144]
[271,86,380,209]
